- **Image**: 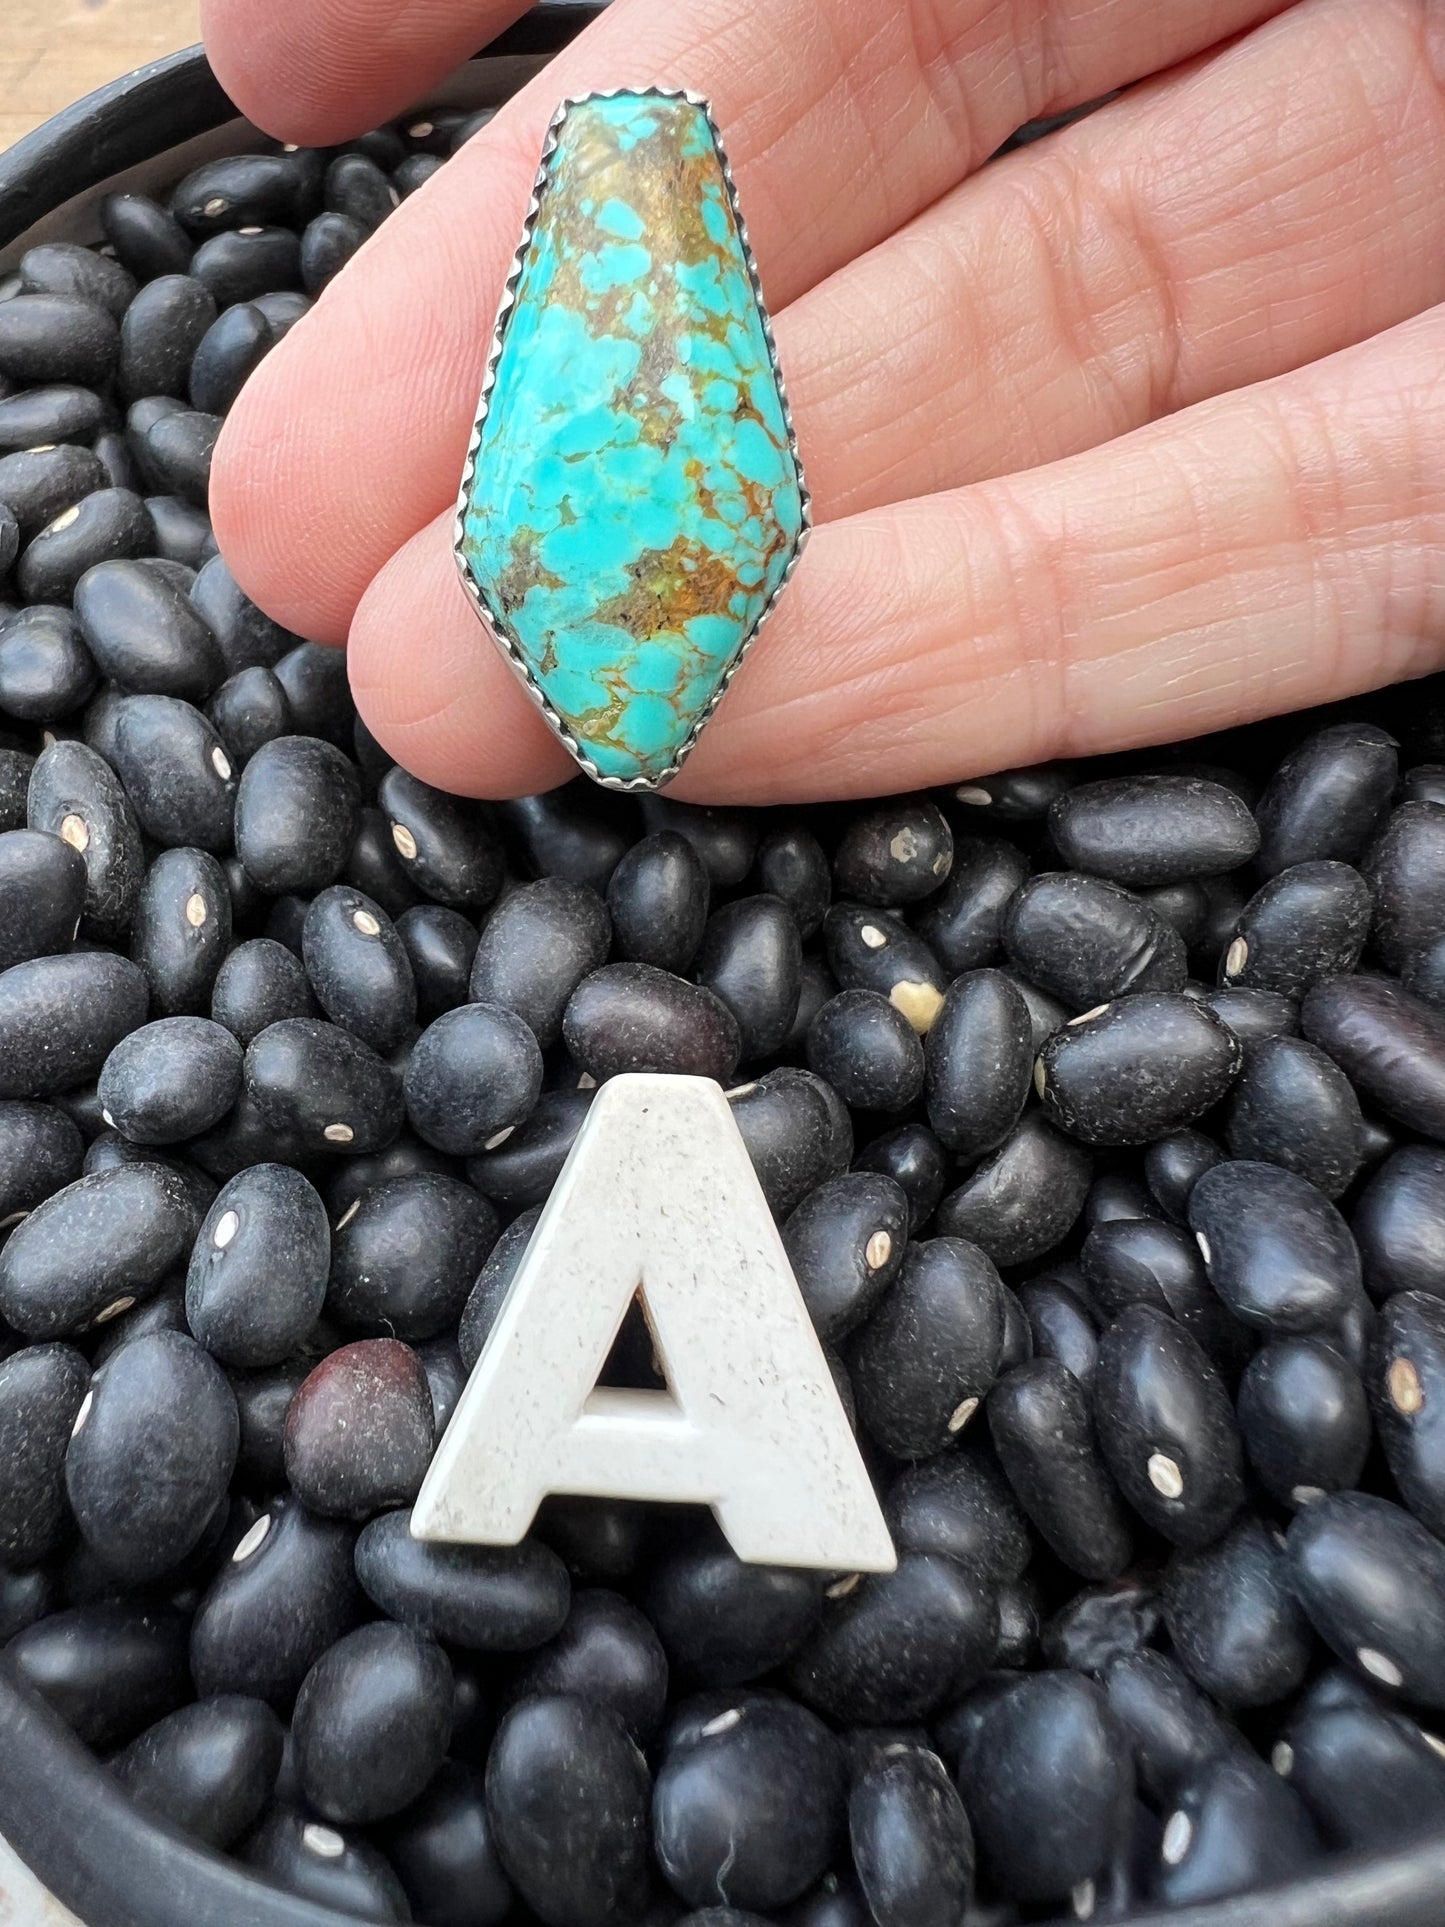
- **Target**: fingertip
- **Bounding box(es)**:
[347,514,574,798]
[201,0,530,145]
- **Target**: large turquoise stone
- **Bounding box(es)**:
[457,91,806,787]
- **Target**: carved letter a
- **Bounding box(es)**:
[411,1073,896,1572]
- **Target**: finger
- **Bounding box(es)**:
[786,0,1445,516]
[346,303,1445,803]
[200,0,530,146]
[211,0,1293,642]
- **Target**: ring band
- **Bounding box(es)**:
[455,87,809,791]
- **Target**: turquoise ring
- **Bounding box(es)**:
[454,88,809,791]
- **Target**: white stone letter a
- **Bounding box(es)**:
[412,1073,896,1572]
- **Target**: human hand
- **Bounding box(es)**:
[204,0,1445,803]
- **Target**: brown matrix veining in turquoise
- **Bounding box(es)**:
[457,91,806,786]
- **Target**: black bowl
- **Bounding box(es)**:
[2,16,1445,1927]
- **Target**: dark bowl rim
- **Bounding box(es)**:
[1,13,1445,1927]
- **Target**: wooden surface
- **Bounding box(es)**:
[1,0,200,151]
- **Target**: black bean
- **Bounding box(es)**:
[1220,861,1372,998]
[185,1162,328,1367]
[17,486,154,602]
[1093,1306,1243,1547]
[1084,1167,1161,1227]
[884,1442,1031,1581]
[789,1553,996,1722]
[73,559,221,703]
[300,210,369,295]
[564,962,741,1083]
[117,275,216,402]
[190,552,293,673]
[507,1587,667,1740]
[849,1238,1005,1458]
[2,1602,190,1746]
[753,823,829,938]
[1102,1651,1235,1808]
[295,884,413,1054]
[727,1067,837,1215]
[1281,1695,1445,1854]
[1042,1573,1160,1676]
[654,1695,843,1911]
[293,1620,452,1823]
[644,1533,823,1698]
[0,1564,55,1642]
[467,878,607,1050]
[95,1014,240,1144]
[1370,1290,1445,1538]
[328,1172,495,1340]
[250,288,312,338]
[782,1172,908,1345]
[1353,1144,1445,1302]
[1080,1219,1246,1375]
[392,152,443,195]
[343,806,420,918]
[952,1671,1132,1904]
[1364,800,1445,975]
[949,761,1074,824]
[922,969,1032,1156]
[380,1759,513,1927]
[235,734,360,891]
[139,406,219,507]
[129,844,229,1013]
[935,1110,1093,1268]
[273,640,355,749]
[987,1359,1133,1579]
[190,225,301,306]
[1189,1159,1360,1334]
[1154,1751,1318,1908]
[497,786,631,891]
[17,244,133,323]
[0,293,118,387]
[208,937,313,1046]
[324,152,401,232]
[1036,993,1240,1147]
[1194,984,1299,1049]
[284,1337,433,1519]
[205,664,289,767]
[1003,872,1186,1009]
[1017,1270,1100,1386]
[803,990,921,1113]
[1288,1491,1445,1704]
[0,1341,89,1564]
[600,830,707,972]
[1404,763,1445,807]
[98,192,193,280]
[0,385,106,455]
[1253,720,1399,873]
[1223,1032,1363,1198]
[65,1328,236,1579]
[0,444,108,541]
[115,1694,283,1851]
[467,1087,592,1208]
[191,1496,363,1705]
[855,1122,949,1234]
[0,950,150,1107]
[913,836,1026,975]
[847,1744,975,1927]
[186,302,274,415]
[0,827,87,970]
[1407,933,1445,1008]
[1161,1514,1312,1709]
[831,799,953,906]
[377,765,502,909]
[111,697,235,853]
[483,1695,650,1925]
[1303,972,1445,1140]
[93,425,139,491]
[143,492,211,568]
[240,1806,409,1922]
[1049,775,1258,886]
[394,903,477,1021]
[1237,1336,1370,1509]
[0,597,98,720]
[402,1003,542,1157]
[0,1097,82,1220]
[170,153,315,235]
[823,905,947,1034]
[696,894,802,1060]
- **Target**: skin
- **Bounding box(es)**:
[204,0,1445,803]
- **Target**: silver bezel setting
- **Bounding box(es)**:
[452,85,811,793]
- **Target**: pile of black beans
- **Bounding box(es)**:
[3,113,1445,1927]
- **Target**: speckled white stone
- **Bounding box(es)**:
[412,1072,896,1571]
